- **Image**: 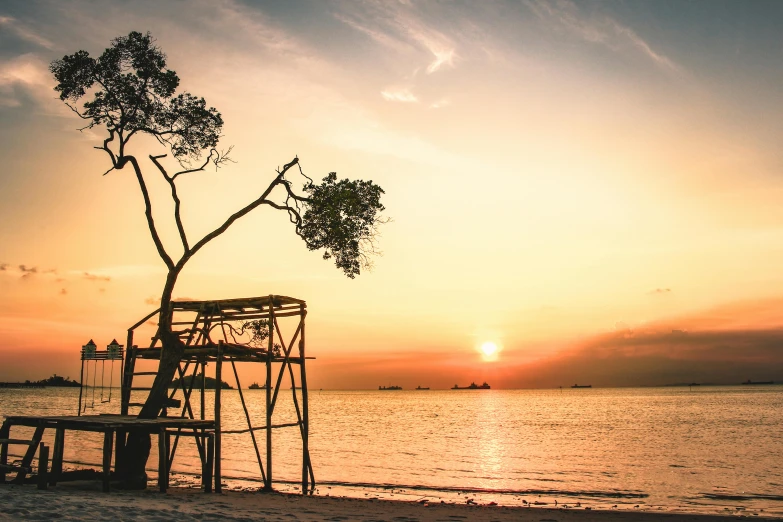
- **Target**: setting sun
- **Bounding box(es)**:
[480,342,498,356]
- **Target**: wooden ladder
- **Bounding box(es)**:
[0,421,50,488]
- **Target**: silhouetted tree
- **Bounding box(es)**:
[51,31,386,487]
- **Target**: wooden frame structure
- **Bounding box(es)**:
[120,295,314,493]
[1,415,214,493]
[78,340,124,415]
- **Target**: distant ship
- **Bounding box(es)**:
[248,382,268,390]
[742,380,774,385]
[379,385,402,390]
[415,385,430,390]
[571,384,592,388]
[452,382,490,390]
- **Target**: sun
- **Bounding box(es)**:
[480,341,498,356]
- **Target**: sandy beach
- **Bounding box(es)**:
[0,484,777,522]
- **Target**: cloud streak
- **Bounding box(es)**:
[381,88,418,103]
[83,272,111,282]
[524,0,680,72]
[334,3,458,75]
[0,16,55,50]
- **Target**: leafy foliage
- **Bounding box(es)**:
[50,31,222,161]
[299,173,386,278]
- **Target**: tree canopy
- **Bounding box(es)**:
[51,31,222,162]
[50,31,386,279]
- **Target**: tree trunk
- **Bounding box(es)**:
[118,268,185,488]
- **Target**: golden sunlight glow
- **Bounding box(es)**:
[480,342,498,356]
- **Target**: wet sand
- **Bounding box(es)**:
[0,484,776,521]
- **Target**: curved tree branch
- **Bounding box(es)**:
[149,154,189,253]
[94,129,118,175]
[184,157,300,264]
[118,155,175,270]
[280,179,311,203]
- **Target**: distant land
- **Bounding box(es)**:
[170,374,232,390]
[0,374,80,388]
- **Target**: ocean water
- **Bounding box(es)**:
[1,386,781,516]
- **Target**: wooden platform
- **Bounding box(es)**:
[4,414,214,431]
[1,415,215,493]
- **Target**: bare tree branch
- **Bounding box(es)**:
[149,154,190,253]
[118,155,175,270]
[93,130,118,175]
[184,157,299,264]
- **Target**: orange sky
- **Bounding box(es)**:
[1,1,783,387]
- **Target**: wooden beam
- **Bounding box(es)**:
[50,428,64,486]
[299,307,314,492]
[158,428,168,493]
[214,341,223,493]
[229,358,266,485]
[265,300,274,490]
[12,426,44,484]
[0,420,9,483]
[37,443,49,490]
[221,421,302,434]
[102,431,113,493]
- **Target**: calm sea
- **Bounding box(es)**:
[1,386,781,516]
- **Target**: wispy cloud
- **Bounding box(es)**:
[0,16,55,50]
[524,0,680,72]
[334,3,458,75]
[381,88,418,103]
[19,264,37,280]
[83,272,111,282]
[425,47,455,74]
[0,53,58,109]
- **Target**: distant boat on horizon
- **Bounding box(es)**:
[742,380,774,385]
[415,385,430,390]
[452,382,490,390]
[248,382,267,390]
[379,385,402,390]
[571,384,592,388]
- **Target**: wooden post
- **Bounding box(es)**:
[50,428,64,486]
[102,430,113,493]
[0,420,9,483]
[158,428,168,493]
[265,302,274,491]
[200,360,206,421]
[78,358,85,416]
[37,443,49,490]
[205,432,214,493]
[114,430,124,476]
[215,341,223,493]
[299,307,311,493]
[121,330,134,415]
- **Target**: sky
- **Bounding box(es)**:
[1,0,783,388]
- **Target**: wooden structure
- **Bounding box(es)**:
[78,339,124,415]
[120,295,314,493]
[0,415,214,492]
